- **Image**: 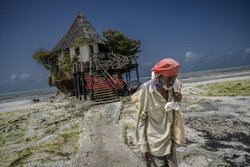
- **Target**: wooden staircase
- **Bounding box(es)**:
[84,72,119,103]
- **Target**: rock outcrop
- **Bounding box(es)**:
[50,69,75,95]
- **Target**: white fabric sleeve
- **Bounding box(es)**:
[135,87,149,153]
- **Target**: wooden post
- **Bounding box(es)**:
[135,64,140,88]
[76,62,81,100]
[128,69,131,84]
[125,64,129,90]
[73,63,78,98]
[89,54,94,100]
[80,62,87,100]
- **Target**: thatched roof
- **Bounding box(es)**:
[51,13,104,53]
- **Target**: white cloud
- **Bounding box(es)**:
[10,74,18,83]
[9,73,31,83]
[185,51,201,61]
[18,73,30,80]
[245,48,250,53]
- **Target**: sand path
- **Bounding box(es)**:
[74,101,145,167]
[0,100,49,114]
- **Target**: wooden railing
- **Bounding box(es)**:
[73,52,139,100]
[95,60,118,96]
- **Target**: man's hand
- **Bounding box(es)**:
[173,92,182,102]
[141,152,151,164]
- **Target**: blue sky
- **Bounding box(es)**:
[0,0,250,93]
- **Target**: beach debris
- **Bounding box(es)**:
[32,98,40,103]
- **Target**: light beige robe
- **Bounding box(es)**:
[135,79,174,157]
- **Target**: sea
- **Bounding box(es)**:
[0,88,58,103]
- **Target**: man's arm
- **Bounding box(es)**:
[135,87,148,152]
[135,87,150,163]
[172,88,185,146]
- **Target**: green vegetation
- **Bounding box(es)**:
[59,49,79,76]
[102,30,141,56]
[32,49,58,71]
[123,124,135,146]
[197,79,250,96]
[33,48,79,85]
[74,33,86,49]
[0,104,82,166]
[196,84,205,88]
[33,35,82,80]
[89,113,95,144]
[9,147,32,166]
[123,126,128,145]
[71,54,79,63]
[48,76,53,87]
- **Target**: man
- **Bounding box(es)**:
[135,58,183,167]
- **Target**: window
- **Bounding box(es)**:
[89,45,94,54]
[75,47,80,56]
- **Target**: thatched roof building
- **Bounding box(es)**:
[50,13,140,102]
[51,13,104,53]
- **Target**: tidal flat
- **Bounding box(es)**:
[0,96,89,167]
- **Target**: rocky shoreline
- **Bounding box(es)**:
[0,76,249,166]
[0,93,95,166]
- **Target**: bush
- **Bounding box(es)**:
[102,30,141,56]
[32,49,58,71]
[48,76,53,87]
[59,50,79,75]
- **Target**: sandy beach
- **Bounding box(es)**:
[0,67,249,167]
[0,100,49,114]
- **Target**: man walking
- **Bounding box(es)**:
[135,58,183,167]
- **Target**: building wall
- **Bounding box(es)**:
[79,44,89,61]
[69,43,100,62]
[69,47,75,60]
[90,43,99,60]
[92,43,99,54]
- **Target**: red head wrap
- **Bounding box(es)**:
[152,58,181,76]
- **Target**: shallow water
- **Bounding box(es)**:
[0,89,57,113]
[0,88,57,102]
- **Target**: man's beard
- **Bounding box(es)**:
[163,85,172,91]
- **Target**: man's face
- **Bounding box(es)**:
[160,75,177,89]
